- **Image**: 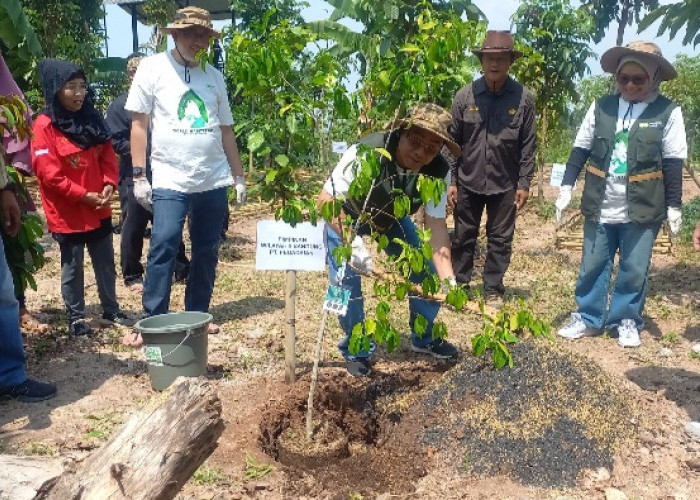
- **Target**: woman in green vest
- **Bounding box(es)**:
[555,41,687,348]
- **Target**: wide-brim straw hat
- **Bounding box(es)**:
[472,30,523,60]
[161,6,219,38]
[386,103,461,157]
[600,40,676,81]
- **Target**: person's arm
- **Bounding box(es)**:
[317,187,345,238]
[0,155,20,236]
[130,112,149,173]
[694,218,700,251]
[425,214,454,281]
[105,97,131,157]
[97,141,119,209]
[220,125,244,178]
[517,92,537,193]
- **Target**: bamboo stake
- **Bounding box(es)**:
[284,270,296,384]
[306,310,328,441]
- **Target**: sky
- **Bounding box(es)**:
[104,0,697,77]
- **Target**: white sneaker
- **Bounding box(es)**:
[617,319,641,347]
[557,312,589,339]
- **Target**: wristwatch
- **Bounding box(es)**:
[132,166,145,178]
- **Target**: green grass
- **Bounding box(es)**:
[193,464,227,485]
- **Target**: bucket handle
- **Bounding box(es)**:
[159,328,196,360]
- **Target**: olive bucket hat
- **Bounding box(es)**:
[600,40,676,81]
[387,103,461,157]
[161,6,219,38]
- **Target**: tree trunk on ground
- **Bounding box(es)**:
[46,377,224,500]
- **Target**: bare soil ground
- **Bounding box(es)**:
[2,175,700,500]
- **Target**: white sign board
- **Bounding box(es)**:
[255,220,326,271]
[332,141,348,154]
[549,163,567,187]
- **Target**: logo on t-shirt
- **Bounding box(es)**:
[177,90,209,129]
[609,130,628,177]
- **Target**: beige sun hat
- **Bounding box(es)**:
[387,103,461,157]
[600,41,676,80]
[161,6,219,38]
[472,30,523,60]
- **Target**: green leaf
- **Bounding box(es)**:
[247,130,265,152]
[274,154,290,167]
[376,301,390,322]
[414,314,428,338]
[265,170,278,183]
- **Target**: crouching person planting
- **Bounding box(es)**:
[318,103,463,378]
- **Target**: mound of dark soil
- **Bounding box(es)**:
[258,340,638,497]
[419,339,638,487]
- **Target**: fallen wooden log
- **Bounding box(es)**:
[0,456,62,500]
[0,377,224,500]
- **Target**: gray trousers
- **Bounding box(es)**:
[58,233,119,322]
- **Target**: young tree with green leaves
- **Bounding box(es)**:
[513,0,596,198]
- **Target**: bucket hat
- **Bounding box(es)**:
[161,7,219,38]
[600,41,676,81]
[472,30,523,60]
[387,103,461,157]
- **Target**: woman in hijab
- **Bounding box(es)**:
[32,58,134,336]
[0,48,49,333]
[555,41,687,348]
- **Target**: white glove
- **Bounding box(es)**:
[441,276,457,296]
[667,206,682,237]
[555,185,573,224]
[235,176,247,205]
[133,177,152,212]
[350,235,373,275]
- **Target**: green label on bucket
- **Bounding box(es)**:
[143,346,164,366]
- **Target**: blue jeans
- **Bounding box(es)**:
[0,237,27,386]
[575,219,661,330]
[143,187,228,316]
[326,217,441,361]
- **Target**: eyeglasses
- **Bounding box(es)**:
[404,132,442,157]
[617,74,648,86]
[63,83,88,95]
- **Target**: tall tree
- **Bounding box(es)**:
[639,1,700,46]
[230,0,305,30]
[513,0,596,198]
[309,0,484,78]
[579,0,659,46]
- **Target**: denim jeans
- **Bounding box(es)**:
[120,180,189,285]
[326,216,441,361]
[0,237,27,386]
[576,218,661,330]
[143,187,227,316]
[58,232,120,322]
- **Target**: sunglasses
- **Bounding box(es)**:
[617,74,648,86]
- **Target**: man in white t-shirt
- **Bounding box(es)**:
[125,7,246,332]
